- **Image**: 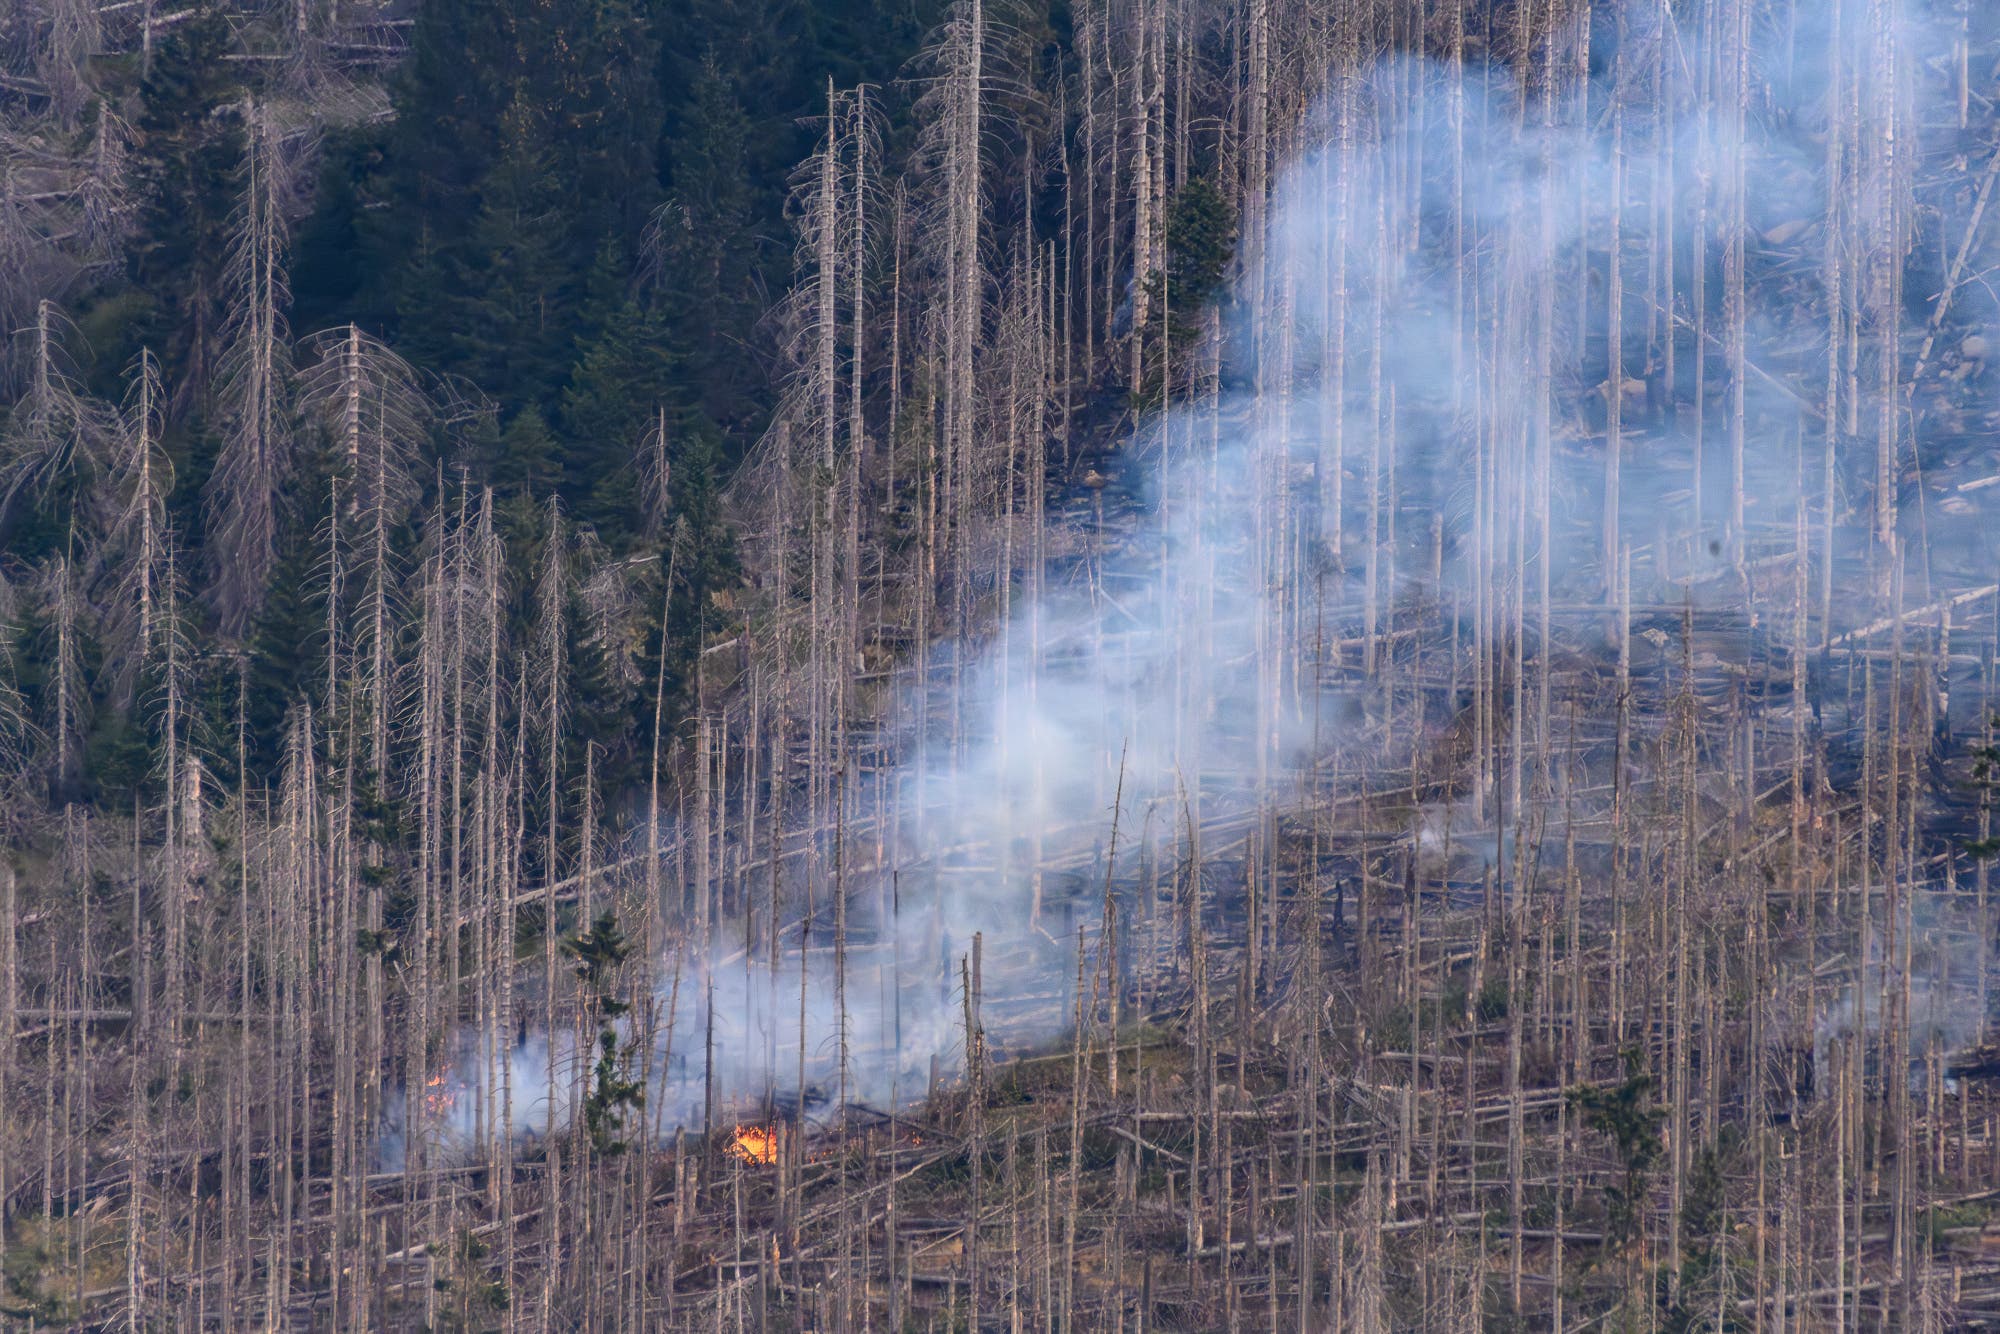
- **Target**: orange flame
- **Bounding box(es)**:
[423,1070,455,1118]
[729,1124,779,1165]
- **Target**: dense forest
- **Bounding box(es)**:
[3,0,2000,1327]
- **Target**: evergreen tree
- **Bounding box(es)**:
[493,407,562,511]
[649,53,760,434]
[651,0,944,444]
[371,0,521,267]
[484,405,564,610]
[540,0,663,247]
[567,572,642,789]
[241,450,332,772]
[629,417,735,728]
[1136,176,1237,407]
[564,910,643,1155]
[365,0,662,424]
[124,10,243,411]
[398,92,574,418]
[560,301,677,545]
[291,130,384,337]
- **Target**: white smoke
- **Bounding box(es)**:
[395,5,1994,1162]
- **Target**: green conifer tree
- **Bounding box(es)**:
[398,92,574,416]
[560,304,677,546]
[125,10,243,410]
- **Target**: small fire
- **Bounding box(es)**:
[423,1070,455,1119]
[729,1124,779,1165]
